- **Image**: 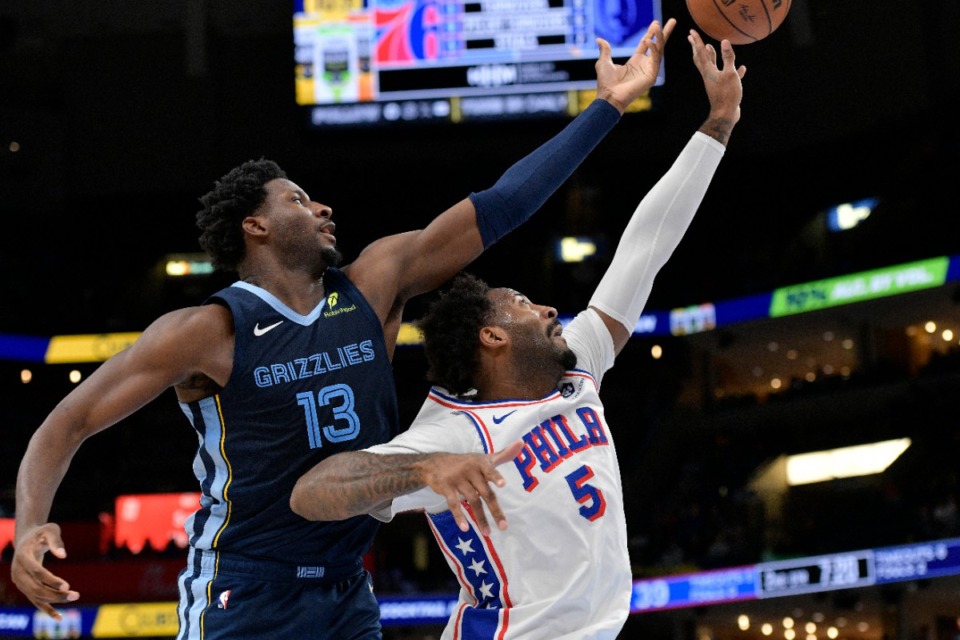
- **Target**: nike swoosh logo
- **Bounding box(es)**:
[492,410,517,424]
[253,320,284,336]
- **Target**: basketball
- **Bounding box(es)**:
[685,0,792,44]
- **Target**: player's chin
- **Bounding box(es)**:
[321,246,344,268]
[557,344,578,371]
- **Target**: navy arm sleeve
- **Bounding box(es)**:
[470,98,621,248]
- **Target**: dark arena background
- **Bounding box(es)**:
[2,0,960,637]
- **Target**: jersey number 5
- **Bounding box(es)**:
[297,383,360,449]
[565,465,607,521]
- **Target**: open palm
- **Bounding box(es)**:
[595,17,677,113]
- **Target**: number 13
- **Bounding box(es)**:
[297,383,360,449]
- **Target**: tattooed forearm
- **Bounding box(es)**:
[698,116,735,146]
[343,453,432,512]
[290,451,433,521]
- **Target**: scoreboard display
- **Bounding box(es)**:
[293,0,662,125]
[757,551,874,597]
[630,537,960,613]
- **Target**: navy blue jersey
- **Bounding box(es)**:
[178,267,399,568]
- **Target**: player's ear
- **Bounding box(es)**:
[242,215,269,237]
[479,325,509,349]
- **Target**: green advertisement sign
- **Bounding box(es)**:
[769,257,949,317]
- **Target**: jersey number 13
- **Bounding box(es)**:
[296,383,360,449]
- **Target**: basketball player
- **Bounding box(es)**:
[290,30,745,639]
[11,19,677,640]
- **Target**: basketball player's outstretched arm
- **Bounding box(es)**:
[292,442,524,535]
[590,30,746,355]
[345,19,677,343]
[11,305,233,619]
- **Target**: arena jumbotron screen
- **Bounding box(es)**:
[294,0,663,126]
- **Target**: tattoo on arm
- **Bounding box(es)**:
[699,117,735,146]
[306,452,435,519]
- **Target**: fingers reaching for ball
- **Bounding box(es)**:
[687,29,715,68]
[719,39,747,79]
[689,28,744,143]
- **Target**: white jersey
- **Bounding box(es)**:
[366,309,629,640]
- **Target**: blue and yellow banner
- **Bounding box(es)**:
[3,254,960,364]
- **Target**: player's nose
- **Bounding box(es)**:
[312,202,333,219]
[537,305,557,319]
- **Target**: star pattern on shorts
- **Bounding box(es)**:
[468,558,487,576]
[478,581,495,600]
[455,537,475,555]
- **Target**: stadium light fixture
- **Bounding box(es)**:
[786,438,911,486]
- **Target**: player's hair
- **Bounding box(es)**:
[417,273,495,395]
[196,158,287,271]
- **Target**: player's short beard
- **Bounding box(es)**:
[548,319,577,371]
[511,323,577,385]
[321,246,343,268]
[558,344,577,371]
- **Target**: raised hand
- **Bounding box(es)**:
[689,29,746,144]
[11,523,80,620]
[595,18,677,113]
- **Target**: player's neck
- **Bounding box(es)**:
[239,264,327,315]
[473,368,559,402]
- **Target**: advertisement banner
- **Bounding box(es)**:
[770,257,949,317]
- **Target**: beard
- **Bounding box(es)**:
[289,244,342,280]
[321,245,343,268]
[275,220,343,276]
[558,342,577,370]
[511,321,578,385]
[548,319,577,371]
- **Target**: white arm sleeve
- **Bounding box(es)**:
[589,131,726,332]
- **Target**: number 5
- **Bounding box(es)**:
[565,465,606,521]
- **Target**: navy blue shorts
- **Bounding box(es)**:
[176,549,382,639]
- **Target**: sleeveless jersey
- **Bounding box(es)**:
[179,267,399,568]
[367,309,630,640]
